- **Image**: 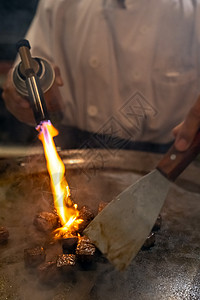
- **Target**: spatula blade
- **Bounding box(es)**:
[84,170,170,270]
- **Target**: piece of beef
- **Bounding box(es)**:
[76,236,96,264]
[57,254,77,282]
[24,246,46,267]
[62,236,78,254]
[76,205,95,234]
[0,226,9,244]
[33,212,59,232]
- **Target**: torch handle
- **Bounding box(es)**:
[16,39,49,124]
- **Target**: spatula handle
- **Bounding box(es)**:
[157,130,200,181]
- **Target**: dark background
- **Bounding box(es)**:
[0,0,39,145]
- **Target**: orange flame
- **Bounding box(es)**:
[37,120,82,238]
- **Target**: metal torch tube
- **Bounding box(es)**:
[25,75,49,124]
[16,39,49,124]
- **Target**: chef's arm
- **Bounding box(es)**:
[174,95,200,151]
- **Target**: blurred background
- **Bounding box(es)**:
[0,0,39,146]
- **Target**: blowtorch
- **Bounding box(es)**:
[12,39,55,125]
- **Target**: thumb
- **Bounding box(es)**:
[174,96,200,151]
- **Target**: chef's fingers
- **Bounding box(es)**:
[2,69,31,109]
[42,64,64,111]
[53,65,64,86]
[2,69,36,125]
[174,96,200,151]
[44,80,63,111]
[172,122,182,137]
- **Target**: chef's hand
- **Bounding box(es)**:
[2,65,63,126]
[173,96,200,151]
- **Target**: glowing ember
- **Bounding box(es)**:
[37,120,82,238]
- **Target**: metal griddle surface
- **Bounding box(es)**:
[0,149,199,300]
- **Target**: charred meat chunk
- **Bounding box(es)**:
[62,236,78,254]
[76,205,95,233]
[24,246,46,267]
[0,226,9,244]
[76,236,96,264]
[33,212,59,232]
[57,254,76,267]
[57,254,77,282]
[57,254,76,273]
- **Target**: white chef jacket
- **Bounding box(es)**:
[25,0,200,144]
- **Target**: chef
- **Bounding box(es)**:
[2,0,200,152]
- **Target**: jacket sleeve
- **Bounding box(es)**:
[25,0,54,63]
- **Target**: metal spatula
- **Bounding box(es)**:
[84,132,200,270]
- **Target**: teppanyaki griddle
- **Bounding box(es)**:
[0,149,199,300]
